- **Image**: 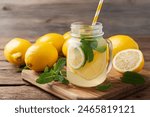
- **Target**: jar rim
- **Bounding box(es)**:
[71,22,103,30]
[71,22,104,38]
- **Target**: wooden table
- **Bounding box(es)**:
[0,0,149,99]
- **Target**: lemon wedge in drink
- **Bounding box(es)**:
[113,49,144,73]
[67,50,107,87]
[68,45,85,69]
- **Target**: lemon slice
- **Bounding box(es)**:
[90,37,107,53]
[113,49,144,73]
[68,45,85,69]
[95,38,107,53]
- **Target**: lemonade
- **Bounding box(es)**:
[67,51,107,87]
[67,22,112,87]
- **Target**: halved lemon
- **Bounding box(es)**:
[113,49,144,73]
[68,45,85,69]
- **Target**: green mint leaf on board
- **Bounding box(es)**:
[60,69,67,77]
[55,75,69,85]
[53,58,66,73]
[121,71,145,85]
[36,57,69,85]
[61,78,69,85]
[96,83,112,91]
[36,72,54,84]
[44,66,50,73]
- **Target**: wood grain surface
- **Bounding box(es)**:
[0,86,58,100]
[0,0,149,100]
[22,69,150,100]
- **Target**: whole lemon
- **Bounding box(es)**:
[36,33,65,53]
[63,31,71,41]
[4,38,32,66]
[25,43,58,71]
[62,39,72,57]
[109,35,139,57]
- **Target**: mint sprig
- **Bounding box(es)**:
[96,71,145,91]
[121,71,145,85]
[36,58,69,85]
[80,36,107,66]
[53,58,66,73]
[80,40,94,62]
[96,83,112,91]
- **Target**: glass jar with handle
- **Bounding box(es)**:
[67,22,112,87]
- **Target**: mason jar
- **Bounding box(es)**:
[67,22,112,87]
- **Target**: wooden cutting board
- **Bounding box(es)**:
[21,69,150,100]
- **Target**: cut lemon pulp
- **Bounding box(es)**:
[68,45,85,69]
[113,49,144,73]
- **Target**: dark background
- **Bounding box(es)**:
[0,0,149,40]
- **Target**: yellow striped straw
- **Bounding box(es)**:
[92,0,104,25]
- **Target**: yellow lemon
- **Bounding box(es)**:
[62,39,71,57]
[36,33,65,53]
[4,38,31,66]
[109,35,139,57]
[25,43,58,71]
[113,49,144,73]
[63,31,71,41]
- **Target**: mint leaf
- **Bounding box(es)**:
[80,36,107,65]
[60,69,67,77]
[81,40,94,62]
[36,72,54,84]
[53,58,66,73]
[55,75,69,85]
[121,71,145,85]
[61,78,69,85]
[36,58,69,85]
[96,83,112,91]
[44,66,50,73]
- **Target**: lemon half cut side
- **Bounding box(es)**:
[113,49,144,73]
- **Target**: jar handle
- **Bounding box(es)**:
[106,39,113,74]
